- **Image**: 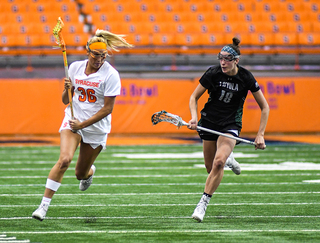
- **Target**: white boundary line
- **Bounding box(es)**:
[1,215,320,220]
[1,158,320,164]
[1,202,319,207]
[0,159,202,165]
[0,166,202,171]
[2,229,320,234]
[3,165,320,171]
[0,182,313,187]
[1,191,319,197]
[2,172,320,179]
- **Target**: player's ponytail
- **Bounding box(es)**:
[230,37,241,55]
[87,29,133,54]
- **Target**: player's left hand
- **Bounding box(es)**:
[254,135,266,150]
[69,118,82,131]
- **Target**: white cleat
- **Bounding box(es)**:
[192,201,208,223]
[32,203,49,221]
[225,152,241,175]
[79,165,96,191]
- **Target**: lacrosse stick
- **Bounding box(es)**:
[53,17,74,119]
[151,110,257,146]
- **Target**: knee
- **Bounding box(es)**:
[213,157,225,171]
[58,156,72,171]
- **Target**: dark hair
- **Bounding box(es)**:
[227,37,241,55]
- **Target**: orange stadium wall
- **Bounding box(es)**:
[0,77,319,135]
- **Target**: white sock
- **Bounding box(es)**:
[41,197,51,206]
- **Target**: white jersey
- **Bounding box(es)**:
[65,59,121,134]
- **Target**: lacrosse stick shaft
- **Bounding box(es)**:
[196,125,256,145]
[178,120,255,145]
[62,50,74,119]
[53,17,74,119]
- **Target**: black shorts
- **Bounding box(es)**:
[197,118,241,141]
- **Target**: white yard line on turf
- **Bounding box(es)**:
[0,175,206,179]
[3,162,320,171]
[303,180,320,183]
[2,231,106,234]
[1,215,320,220]
[0,167,198,171]
[0,159,202,165]
[0,182,314,187]
[2,230,320,234]
[112,152,258,159]
[1,191,319,197]
[1,158,319,164]
[1,202,320,208]
[0,240,30,243]
[194,162,320,170]
[2,172,320,179]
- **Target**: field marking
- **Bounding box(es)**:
[303,180,320,183]
[108,229,320,233]
[1,158,320,165]
[0,234,30,243]
[0,182,313,187]
[1,215,320,220]
[1,191,319,197]
[2,231,106,234]
[112,152,259,159]
[0,159,202,165]
[0,175,206,179]
[2,229,320,234]
[2,172,320,179]
[195,162,320,170]
[1,202,319,208]
[3,162,320,171]
[0,167,200,171]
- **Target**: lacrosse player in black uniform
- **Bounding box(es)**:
[188,37,269,222]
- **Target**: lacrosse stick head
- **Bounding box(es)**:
[53,17,66,50]
[151,110,186,128]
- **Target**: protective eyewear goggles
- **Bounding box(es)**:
[217,53,239,62]
[87,46,108,59]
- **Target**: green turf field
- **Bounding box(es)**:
[1,143,320,243]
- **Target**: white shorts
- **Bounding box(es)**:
[59,114,108,150]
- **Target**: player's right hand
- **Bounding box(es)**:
[64,78,72,90]
[188,118,198,130]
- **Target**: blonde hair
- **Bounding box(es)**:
[87,29,133,53]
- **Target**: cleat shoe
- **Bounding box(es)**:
[225,152,241,175]
[32,203,49,221]
[192,196,210,223]
[79,165,96,191]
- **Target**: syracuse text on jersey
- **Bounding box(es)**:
[75,79,100,88]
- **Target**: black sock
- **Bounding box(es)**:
[203,192,212,198]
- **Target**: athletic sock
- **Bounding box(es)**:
[201,192,212,204]
[41,197,52,206]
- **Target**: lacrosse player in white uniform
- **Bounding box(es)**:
[32,29,133,221]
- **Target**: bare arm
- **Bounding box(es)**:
[188,84,207,130]
[252,89,270,150]
[69,96,116,131]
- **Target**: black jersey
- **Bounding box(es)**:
[199,65,260,129]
